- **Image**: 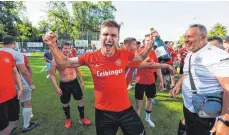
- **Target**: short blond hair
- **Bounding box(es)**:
[101,20,120,33]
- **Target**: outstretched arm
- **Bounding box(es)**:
[43,32,81,68]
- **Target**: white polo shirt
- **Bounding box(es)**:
[182,44,229,113]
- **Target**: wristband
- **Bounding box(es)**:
[219,117,229,127]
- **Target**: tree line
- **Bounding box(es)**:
[0,1,116,47]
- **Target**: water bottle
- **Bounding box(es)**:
[153,36,171,63]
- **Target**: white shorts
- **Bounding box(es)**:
[17,89,32,103]
[21,90,31,103]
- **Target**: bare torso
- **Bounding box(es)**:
[57,66,77,82]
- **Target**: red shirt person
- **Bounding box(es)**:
[43,20,153,135]
[0,51,23,134]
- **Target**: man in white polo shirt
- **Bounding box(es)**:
[170,24,229,135]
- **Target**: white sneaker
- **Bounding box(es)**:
[145,119,155,127]
[46,74,50,78]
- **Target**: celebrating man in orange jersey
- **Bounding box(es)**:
[49,42,90,129]
[43,20,153,135]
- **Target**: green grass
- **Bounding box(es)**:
[13,57,184,135]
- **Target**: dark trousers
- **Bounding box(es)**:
[95,106,146,135]
[183,106,216,135]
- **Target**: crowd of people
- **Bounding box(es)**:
[0,19,229,135]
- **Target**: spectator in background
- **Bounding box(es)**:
[71,46,77,57]
[136,41,141,49]
[177,44,188,76]
[44,49,53,78]
[119,42,124,48]
[208,36,224,49]
[91,44,96,52]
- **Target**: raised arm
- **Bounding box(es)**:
[42,32,81,68]
[132,44,152,62]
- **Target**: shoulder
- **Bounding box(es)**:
[0,51,13,58]
[201,44,229,62]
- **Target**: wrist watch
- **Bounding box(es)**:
[219,117,229,127]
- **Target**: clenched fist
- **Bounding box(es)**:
[42,31,58,46]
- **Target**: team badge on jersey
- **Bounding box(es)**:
[4,57,10,63]
[115,59,122,66]
[195,56,202,64]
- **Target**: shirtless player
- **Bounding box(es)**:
[49,42,91,128]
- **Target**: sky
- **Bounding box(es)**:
[25,1,229,42]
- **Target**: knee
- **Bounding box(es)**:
[22,100,32,108]
[78,99,84,105]
[146,99,151,104]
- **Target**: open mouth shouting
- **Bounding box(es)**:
[105,42,113,52]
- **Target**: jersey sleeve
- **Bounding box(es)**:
[78,53,88,65]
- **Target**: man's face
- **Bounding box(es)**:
[100,26,119,57]
[184,27,205,52]
[128,41,137,52]
[144,36,152,47]
[168,41,174,48]
[61,45,71,56]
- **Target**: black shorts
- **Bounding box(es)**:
[0,96,20,131]
[135,83,156,100]
[59,78,83,104]
[180,64,184,74]
[95,106,146,135]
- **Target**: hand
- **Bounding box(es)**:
[29,85,36,92]
[159,82,164,89]
[17,89,23,99]
[80,82,85,89]
[42,31,57,46]
[169,85,180,98]
[168,65,177,75]
[211,115,229,135]
[143,57,151,62]
[56,87,63,96]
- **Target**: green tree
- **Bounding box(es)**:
[0,1,25,40]
[208,23,228,38]
[72,1,116,33]
[177,35,184,46]
[15,18,32,48]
